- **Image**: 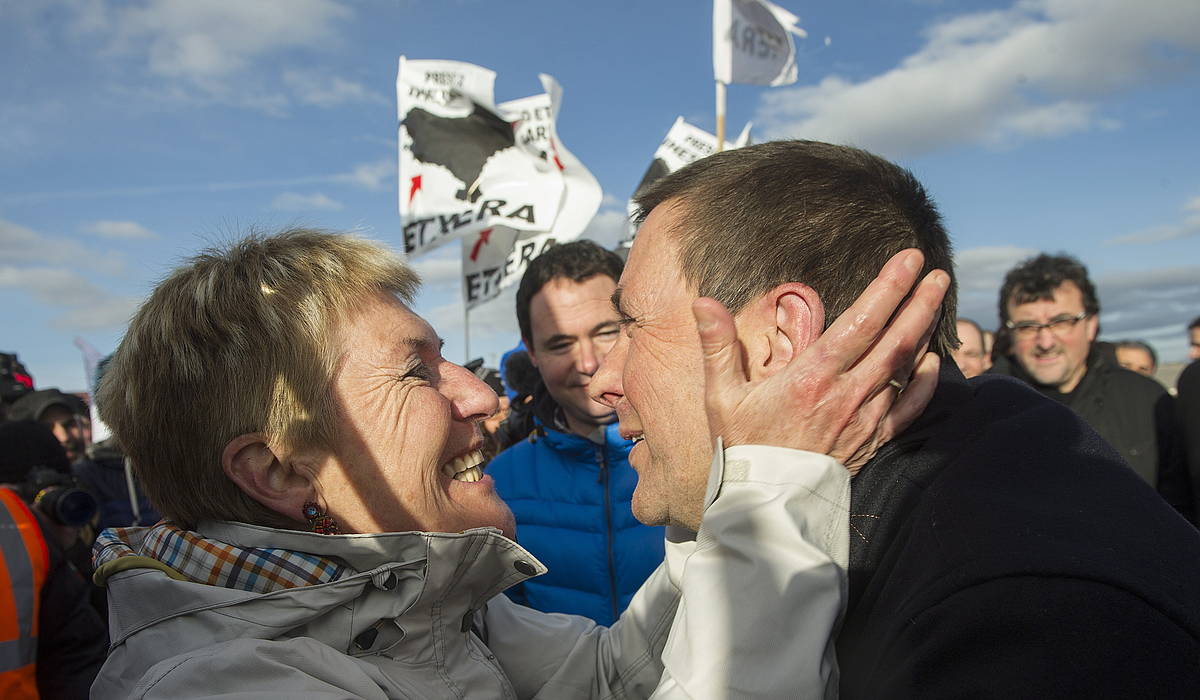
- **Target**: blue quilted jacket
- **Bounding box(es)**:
[488,419,665,625]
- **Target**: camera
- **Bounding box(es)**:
[16,466,98,528]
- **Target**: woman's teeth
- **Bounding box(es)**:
[631,435,645,444]
[442,450,485,482]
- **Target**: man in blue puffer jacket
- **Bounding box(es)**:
[488,241,664,625]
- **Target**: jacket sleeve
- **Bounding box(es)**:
[648,444,848,700]
[486,443,849,700]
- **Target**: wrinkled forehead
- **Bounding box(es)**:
[335,292,441,360]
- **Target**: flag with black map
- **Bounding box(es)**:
[460,79,601,310]
[398,57,575,257]
[623,117,752,244]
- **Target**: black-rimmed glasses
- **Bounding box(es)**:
[1005,312,1090,338]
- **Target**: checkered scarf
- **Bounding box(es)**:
[94,522,348,594]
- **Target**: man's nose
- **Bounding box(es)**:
[576,339,599,376]
[1033,326,1058,348]
[589,335,626,409]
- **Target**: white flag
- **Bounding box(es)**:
[398,57,569,257]
[459,76,601,310]
[623,117,753,243]
[713,0,807,86]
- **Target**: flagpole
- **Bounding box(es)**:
[715,80,727,152]
[464,304,472,363]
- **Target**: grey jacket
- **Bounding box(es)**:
[92,445,849,699]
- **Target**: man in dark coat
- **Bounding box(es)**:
[591,140,1200,697]
[991,254,1192,522]
[841,363,1200,697]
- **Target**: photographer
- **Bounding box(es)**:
[0,420,107,699]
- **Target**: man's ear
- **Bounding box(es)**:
[222,434,315,523]
[736,283,825,380]
[522,337,539,367]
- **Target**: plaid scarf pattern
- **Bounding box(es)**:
[94,522,347,594]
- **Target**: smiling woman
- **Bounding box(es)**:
[86,228,691,699]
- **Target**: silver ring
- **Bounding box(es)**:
[887,379,905,392]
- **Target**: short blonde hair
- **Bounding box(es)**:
[97,228,420,529]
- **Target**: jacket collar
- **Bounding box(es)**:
[99,521,547,658]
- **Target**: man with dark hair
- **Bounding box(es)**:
[590,140,1200,696]
[951,317,987,378]
[488,240,664,625]
[9,388,90,463]
[994,253,1191,519]
[1115,339,1158,377]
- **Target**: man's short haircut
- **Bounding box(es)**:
[515,240,624,342]
[97,228,420,529]
[1189,317,1200,332]
[998,253,1099,324]
[1115,339,1158,369]
[633,140,958,355]
[956,317,984,345]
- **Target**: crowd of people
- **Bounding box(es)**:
[2,139,1199,698]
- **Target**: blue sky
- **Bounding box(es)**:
[3,0,1199,393]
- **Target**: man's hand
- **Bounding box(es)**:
[692,249,948,473]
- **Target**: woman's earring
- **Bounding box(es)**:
[302,501,340,534]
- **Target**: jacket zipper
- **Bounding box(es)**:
[597,445,619,623]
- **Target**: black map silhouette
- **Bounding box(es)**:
[403,105,515,202]
[632,157,670,199]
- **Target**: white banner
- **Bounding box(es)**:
[460,76,601,310]
[623,118,753,242]
[713,0,807,86]
[398,57,568,257]
[461,227,558,310]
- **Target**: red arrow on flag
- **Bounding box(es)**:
[469,228,493,262]
[549,138,565,171]
[407,175,422,205]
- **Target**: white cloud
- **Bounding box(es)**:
[0,218,126,275]
[0,265,141,330]
[757,0,1200,158]
[336,159,394,191]
[952,245,1037,326]
[2,160,394,205]
[43,0,356,113]
[283,70,387,108]
[83,220,158,239]
[410,254,462,289]
[1107,192,1200,245]
[270,191,344,211]
[110,0,352,81]
[580,208,631,251]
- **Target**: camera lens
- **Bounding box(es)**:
[37,487,98,527]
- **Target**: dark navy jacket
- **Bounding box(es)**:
[839,363,1200,698]
[488,418,665,626]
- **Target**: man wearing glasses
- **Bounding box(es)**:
[995,253,1192,522]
